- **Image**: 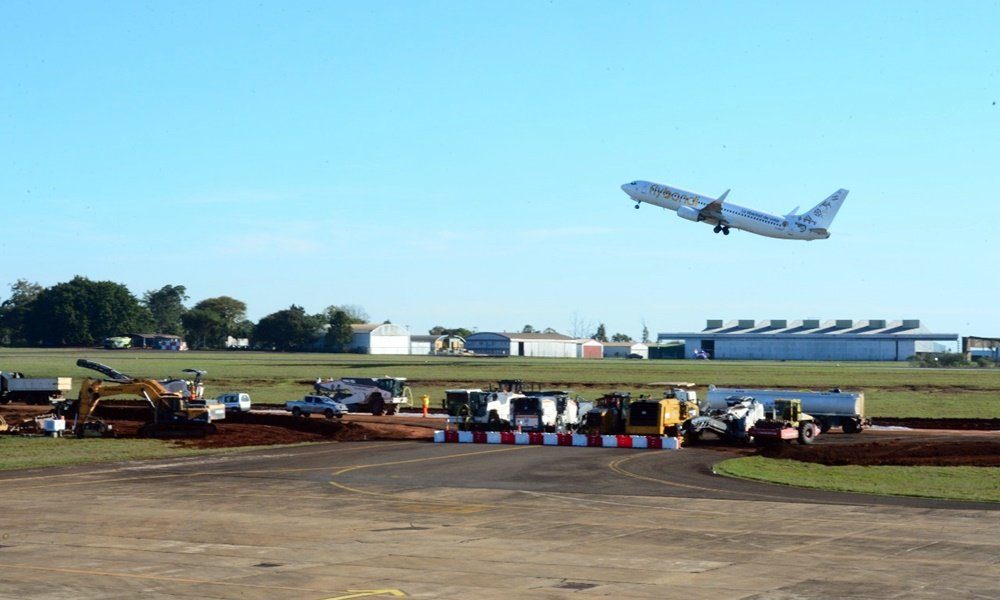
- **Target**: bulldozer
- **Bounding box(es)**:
[71,359,223,438]
[748,398,819,445]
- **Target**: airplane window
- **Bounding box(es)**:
[629,181,637,185]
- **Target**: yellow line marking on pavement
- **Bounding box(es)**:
[0,442,417,491]
[0,561,348,596]
[607,453,820,502]
[328,445,536,508]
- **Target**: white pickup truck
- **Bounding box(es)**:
[286,395,348,419]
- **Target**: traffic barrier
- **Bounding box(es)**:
[433,431,680,450]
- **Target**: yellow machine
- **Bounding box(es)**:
[625,391,700,437]
[73,359,219,438]
[581,392,631,435]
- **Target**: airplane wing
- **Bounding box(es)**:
[698,199,726,223]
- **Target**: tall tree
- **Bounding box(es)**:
[143,284,188,335]
[0,279,43,345]
[521,325,536,333]
[24,276,150,346]
[254,305,324,351]
[641,320,650,343]
[593,323,608,342]
[324,304,369,324]
[611,333,633,342]
[324,309,355,352]
[182,296,247,348]
[429,326,473,338]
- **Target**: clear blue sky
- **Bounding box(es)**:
[2,1,998,340]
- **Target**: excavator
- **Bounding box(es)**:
[71,359,222,438]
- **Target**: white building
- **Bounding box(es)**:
[465,332,577,358]
[602,342,649,359]
[350,323,411,355]
[658,319,958,361]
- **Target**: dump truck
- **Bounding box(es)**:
[682,395,764,444]
[748,398,819,445]
[314,376,412,415]
[707,386,866,433]
[0,372,73,405]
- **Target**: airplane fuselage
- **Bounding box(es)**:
[621,180,834,241]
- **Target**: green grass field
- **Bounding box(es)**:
[715,456,1000,503]
[0,436,204,470]
[1,347,998,418]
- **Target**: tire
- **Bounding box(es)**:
[291,407,302,418]
[324,409,334,419]
[385,405,397,416]
[842,420,861,434]
[370,394,385,416]
[797,422,817,445]
[487,410,501,431]
[818,419,832,434]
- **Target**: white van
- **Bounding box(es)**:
[216,392,252,413]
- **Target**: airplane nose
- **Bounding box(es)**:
[621,183,632,195]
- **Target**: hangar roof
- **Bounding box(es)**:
[658,320,957,342]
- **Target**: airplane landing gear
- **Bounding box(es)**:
[722,226,730,235]
[713,225,722,233]
[713,225,731,235]
[634,202,640,209]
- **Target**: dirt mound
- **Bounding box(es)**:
[872,418,1000,431]
[760,439,1000,467]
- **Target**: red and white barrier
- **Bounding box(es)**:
[434,430,681,450]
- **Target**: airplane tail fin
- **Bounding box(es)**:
[794,189,848,229]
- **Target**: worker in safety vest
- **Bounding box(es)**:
[422,394,429,417]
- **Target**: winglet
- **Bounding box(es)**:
[718,189,730,202]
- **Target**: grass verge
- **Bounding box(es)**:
[0,436,315,471]
[714,456,1000,503]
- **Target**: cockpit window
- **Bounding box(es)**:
[629,181,638,185]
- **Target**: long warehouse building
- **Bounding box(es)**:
[658,319,958,361]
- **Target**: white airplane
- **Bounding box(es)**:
[620,180,848,240]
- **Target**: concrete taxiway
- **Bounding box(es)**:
[0,441,996,599]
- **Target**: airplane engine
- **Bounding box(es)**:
[676,206,701,222]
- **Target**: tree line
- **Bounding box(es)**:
[0,277,652,351]
[0,277,370,351]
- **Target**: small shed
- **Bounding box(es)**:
[576,339,604,359]
[602,342,648,359]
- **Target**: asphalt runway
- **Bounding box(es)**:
[0,440,997,599]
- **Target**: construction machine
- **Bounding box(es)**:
[748,398,819,445]
[580,392,632,435]
[72,359,223,438]
[314,376,412,415]
[625,391,700,437]
[682,395,764,444]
